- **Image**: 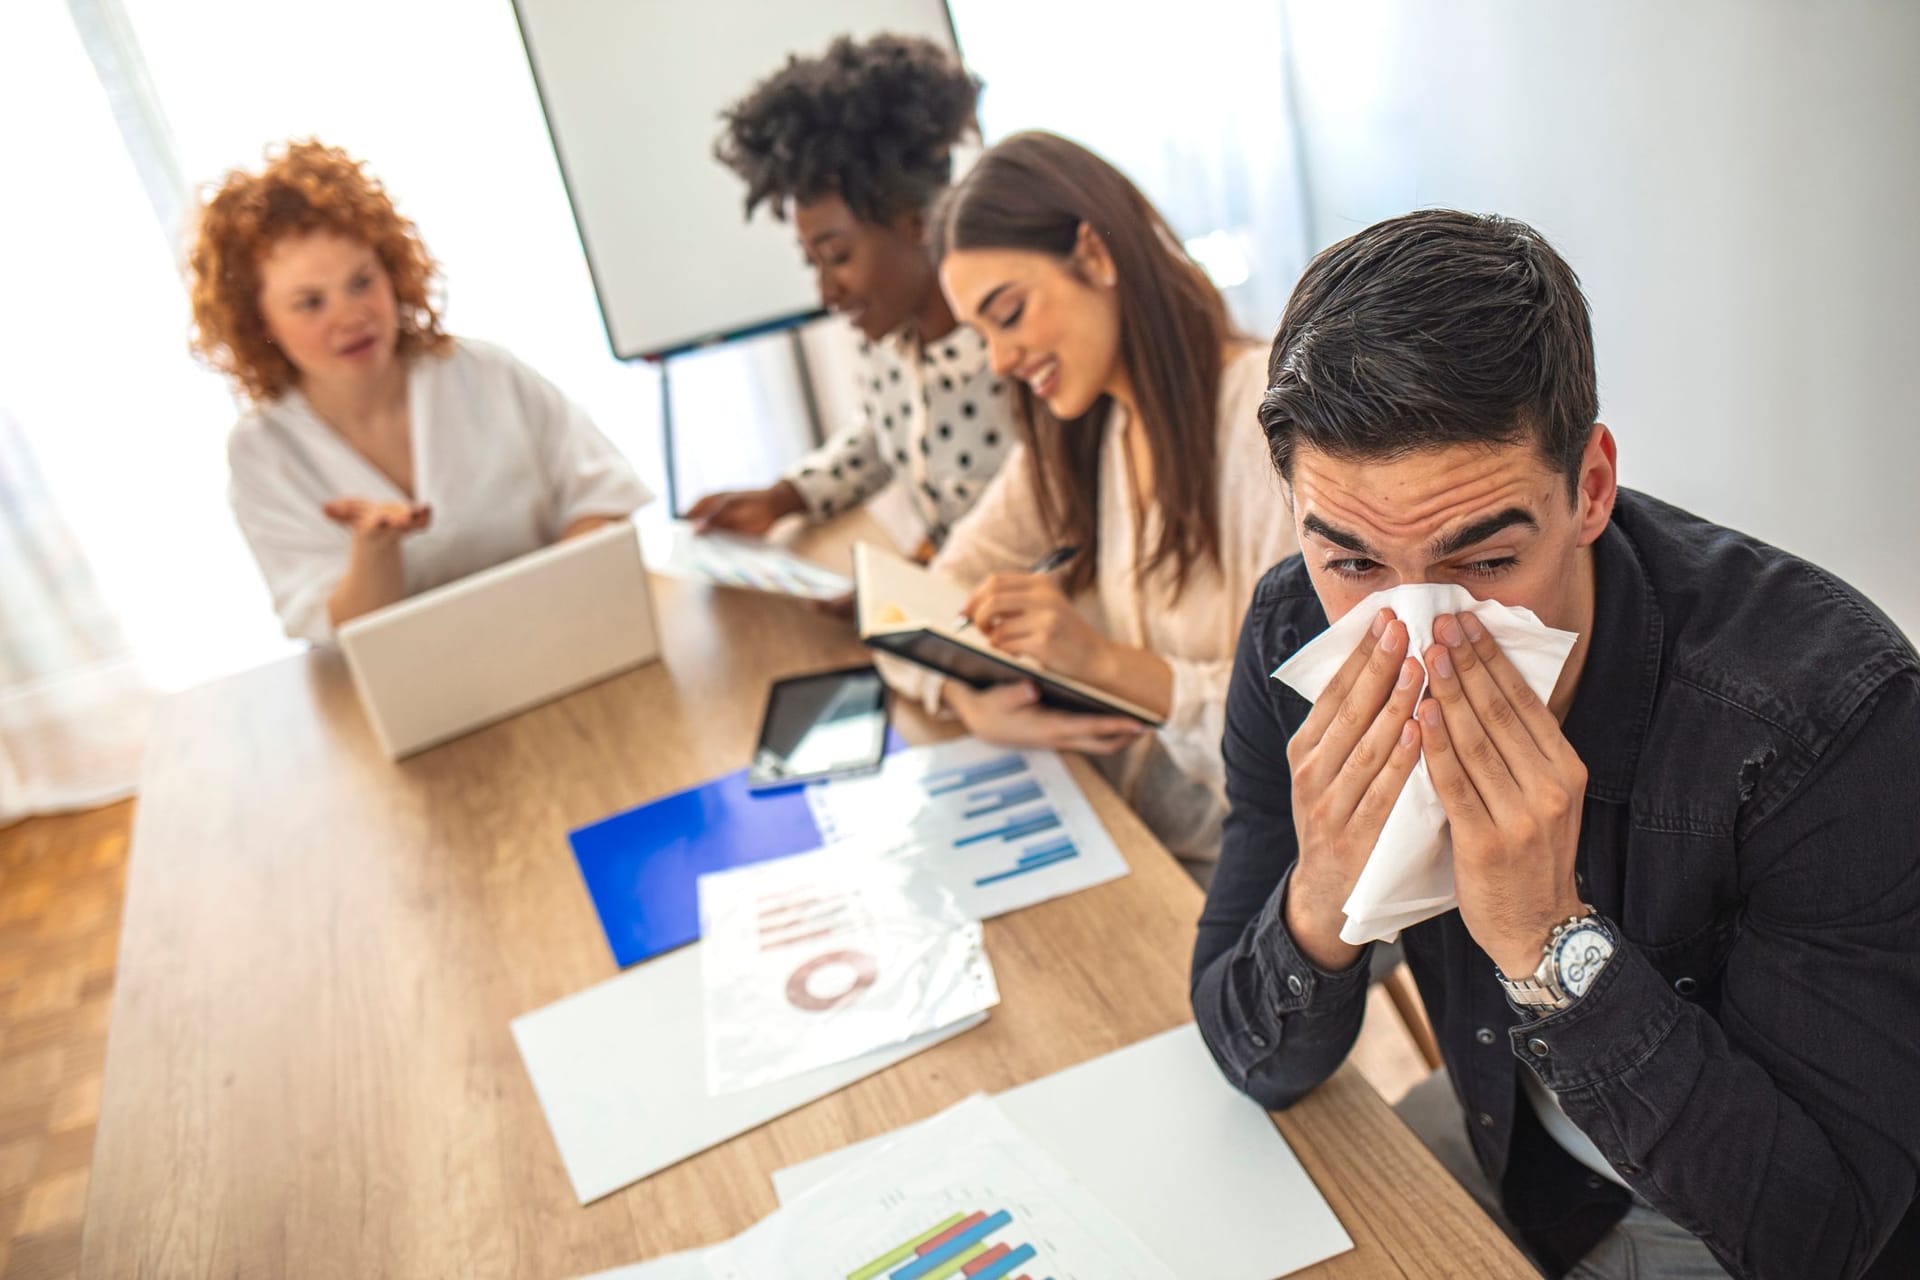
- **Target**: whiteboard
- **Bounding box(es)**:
[512,0,961,360]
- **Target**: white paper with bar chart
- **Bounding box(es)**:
[582,1094,1177,1279]
[805,739,1130,920]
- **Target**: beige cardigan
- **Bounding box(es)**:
[895,345,1298,866]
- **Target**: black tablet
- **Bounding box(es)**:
[747,665,890,792]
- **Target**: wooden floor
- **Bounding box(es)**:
[0,798,1428,1279]
[0,801,129,1280]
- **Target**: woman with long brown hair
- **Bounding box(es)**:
[902,131,1298,871]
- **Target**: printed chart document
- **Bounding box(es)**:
[661,522,852,600]
[853,542,1163,724]
[699,846,999,1094]
[582,1095,1178,1279]
[510,944,985,1204]
[806,737,1130,921]
[774,1025,1354,1280]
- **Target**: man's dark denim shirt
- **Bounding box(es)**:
[1191,489,1920,1279]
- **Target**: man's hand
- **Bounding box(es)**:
[1283,608,1425,971]
[1418,610,1588,978]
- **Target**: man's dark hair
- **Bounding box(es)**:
[715,33,981,225]
[1260,210,1598,496]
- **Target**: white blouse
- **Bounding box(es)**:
[228,338,651,644]
[785,325,1019,547]
[902,345,1299,867]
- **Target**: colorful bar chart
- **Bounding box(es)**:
[847,1207,1051,1280]
[974,837,1080,887]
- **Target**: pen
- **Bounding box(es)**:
[954,545,1080,633]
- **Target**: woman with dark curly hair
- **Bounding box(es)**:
[888,132,1300,872]
[191,140,650,643]
[685,33,1017,553]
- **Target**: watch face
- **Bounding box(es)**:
[1553,925,1616,999]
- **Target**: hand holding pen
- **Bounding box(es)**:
[958,546,1126,686]
[954,545,1079,634]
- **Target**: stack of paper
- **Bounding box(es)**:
[697,845,999,1094]
[580,1026,1355,1279]
[523,740,1128,1206]
[774,1025,1354,1280]
[583,1095,1180,1279]
[510,947,985,1204]
[659,523,851,600]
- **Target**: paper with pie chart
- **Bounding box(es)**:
[698,844,999,1095]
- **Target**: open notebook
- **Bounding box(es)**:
[852,542,1164,727]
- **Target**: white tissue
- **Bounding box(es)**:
[1272,584,1578,945]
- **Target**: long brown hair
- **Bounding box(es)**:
[931,131,1231,598]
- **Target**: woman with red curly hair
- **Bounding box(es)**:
[190,140,649,643]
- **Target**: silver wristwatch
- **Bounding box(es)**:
[1496,909,1616,1016]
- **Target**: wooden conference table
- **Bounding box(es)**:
[81,518,1532,1278]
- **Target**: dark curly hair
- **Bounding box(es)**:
[715,32,981,225]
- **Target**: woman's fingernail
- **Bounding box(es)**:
[1400,720,1418,749]
[1370,609,1389,639]
[1397,660,1418,689]
[1460,612,1486,643]
[1420,700,1444,728]
[1435,614,1464,646]
[1432,648,1454,679]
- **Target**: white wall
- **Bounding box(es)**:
[1283,0,1920,636]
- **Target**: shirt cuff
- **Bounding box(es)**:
[1258,865,1375,1017]
[783,462,842,519]
[1507,928,1683,1092]
[785,453,881,520]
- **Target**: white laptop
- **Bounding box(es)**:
[338,522,661,759]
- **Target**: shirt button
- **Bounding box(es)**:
[1286,974,1305,997]
[1527,1037,1551,1057]
[1248,1031,1269,1049]
[1475,1027,1496,1046]
[1674,976,1699,996]
[1477,1112,1496,1129]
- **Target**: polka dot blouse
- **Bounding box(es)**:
[783,324,1019,548]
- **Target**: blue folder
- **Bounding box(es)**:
[570,731,904,967]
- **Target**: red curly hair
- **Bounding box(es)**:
[188,139,449,402]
